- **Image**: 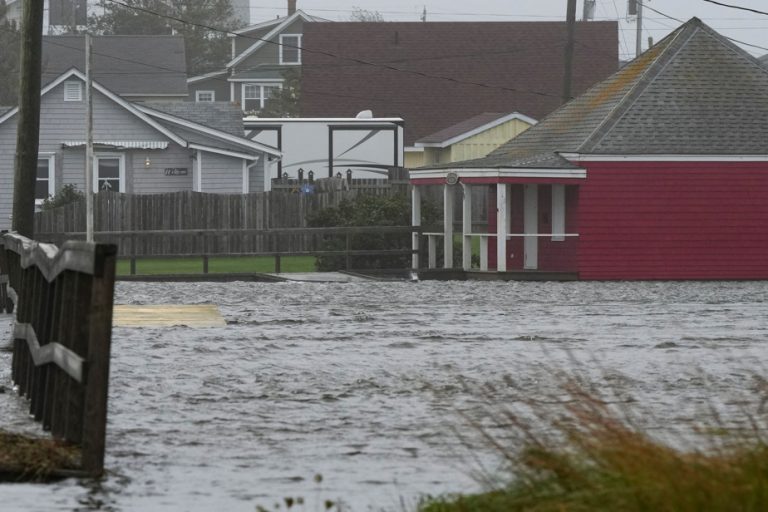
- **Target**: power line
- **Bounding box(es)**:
[701,0,768,16]
[100,0,570,101]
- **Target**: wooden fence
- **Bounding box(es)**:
[0,232,117,476]
[31,226,432,274]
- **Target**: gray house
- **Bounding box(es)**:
[187,3,326,112]
[0,68,281,231]
[42,35,189,102]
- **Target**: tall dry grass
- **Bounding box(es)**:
[419,376,768,512]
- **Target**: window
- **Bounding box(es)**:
[196,90,215,102]
[35,154,55,204]
[93,154,125,193]
[279,34,302,64]
[63,80,82,101]
[242,83,281,112]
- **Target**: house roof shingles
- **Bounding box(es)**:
[427,18,768,171]
[417,112,507,144]
[300,21,618,146]
[41,35,188,97]
[142,102,245,136]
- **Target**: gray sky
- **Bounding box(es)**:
[249,0,768,58]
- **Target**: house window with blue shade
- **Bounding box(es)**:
[242,83,281,112]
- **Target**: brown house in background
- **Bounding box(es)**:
[300,21,618,167]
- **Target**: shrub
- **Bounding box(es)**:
[40,184,84,211]
[306,193,438,271]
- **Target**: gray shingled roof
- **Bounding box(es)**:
[41,35,187,97]
[417,112,507,145]
[142,102,244,136]
[424,18,768,170]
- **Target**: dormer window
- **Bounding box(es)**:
[63,81,82,101]
[279,34,302,65]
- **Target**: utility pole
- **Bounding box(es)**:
[562,0,577,104]
[12,0,45,237]
[635,0,644,57]
[421,6,426,22]
[85,31,94,242]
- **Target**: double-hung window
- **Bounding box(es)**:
[242,83,281,112]
[279,34,302,64]
[36,154,55,204]
[93,154,125,193]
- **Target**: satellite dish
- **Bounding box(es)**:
[446,172,459,185]
[355,110,373,119]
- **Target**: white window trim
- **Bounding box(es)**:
[63,80,82,101]
[92,153,126,193]
[35,153,56,205]
[195,90,216,102]
[279,34,302,65]
[241,82,282,112]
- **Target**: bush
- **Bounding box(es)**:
[40,184,84,211]
[306,193,438,271]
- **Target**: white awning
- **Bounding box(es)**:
[62,141,169,150]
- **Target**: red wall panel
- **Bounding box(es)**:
[578,162,768,280]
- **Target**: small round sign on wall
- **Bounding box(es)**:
[446,172,459,185]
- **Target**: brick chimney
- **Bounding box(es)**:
[288,0,296,16]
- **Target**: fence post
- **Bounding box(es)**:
[80,244,117,476]
[274,232,281,273]
[345,232,352,271]
[202,255,209,274]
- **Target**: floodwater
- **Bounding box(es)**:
[1,280,768,511]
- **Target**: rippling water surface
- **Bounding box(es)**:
[2,280,768,511]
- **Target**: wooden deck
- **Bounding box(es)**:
[113,305,226,327]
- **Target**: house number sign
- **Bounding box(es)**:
[164,168,189,176]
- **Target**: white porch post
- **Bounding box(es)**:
[411,185,421,270]
[461,182,472,270]
[241,160,249,193]
[443,184,454,268]
[496,183,509,272]
[193,150,203,192]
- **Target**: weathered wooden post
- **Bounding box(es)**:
[2,233,117,477]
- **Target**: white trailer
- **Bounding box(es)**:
[243,114,404,190]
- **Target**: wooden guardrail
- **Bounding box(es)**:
[0,232,117,476]
[35,226,434,274]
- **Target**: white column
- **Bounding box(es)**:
[242,160,249,193]
[480,236,489,271]
[496,183,509,272]
[461,182,472,270]
[524,184,539,270]
[411,186,421,270]
[443,184,454,268]
[195,150,203,192]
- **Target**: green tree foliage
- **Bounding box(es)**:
[40,184,85,211]
[0,0,20,106]
[89,0,244,75]
[257,68,301,118]
[307,193,438,271]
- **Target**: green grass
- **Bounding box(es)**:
[116,255,316,276]
[418,379,768,512]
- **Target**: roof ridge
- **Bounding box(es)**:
[577,18,699,152]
